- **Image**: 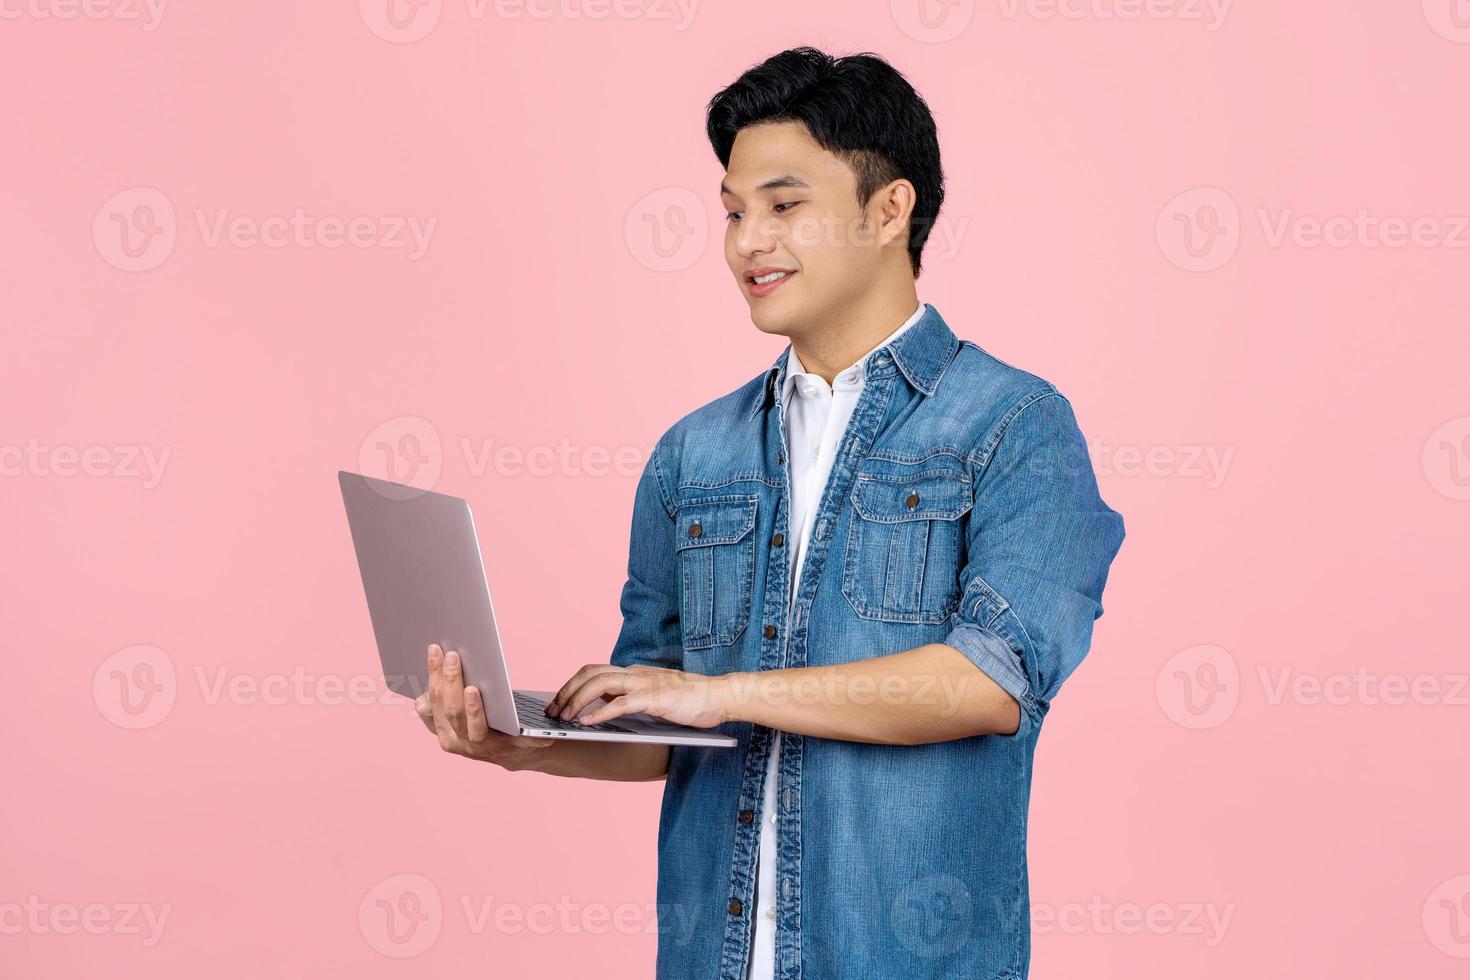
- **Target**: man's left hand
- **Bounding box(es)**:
[546,664,732,729]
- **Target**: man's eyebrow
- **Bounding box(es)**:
[719,174,812,196]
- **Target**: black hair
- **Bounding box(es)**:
[705,46,945,277]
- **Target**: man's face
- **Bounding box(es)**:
[721,121,887,338]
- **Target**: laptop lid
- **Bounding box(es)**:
[338,471,520,735]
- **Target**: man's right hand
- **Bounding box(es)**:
[414,643,557,771]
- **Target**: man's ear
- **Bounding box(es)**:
[873,178,917,251]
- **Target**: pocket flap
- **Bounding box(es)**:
[674,495,758,548]
[852,458,972,522]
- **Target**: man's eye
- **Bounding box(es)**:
[773,202,799,213]
[724,211,742,223]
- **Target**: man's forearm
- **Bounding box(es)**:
[518,739,671,781]
[719,643,1020,744]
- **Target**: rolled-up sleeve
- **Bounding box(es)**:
[609,438,685,671]
[942,389,1125,726]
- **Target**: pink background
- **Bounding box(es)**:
[4,2,1469,976]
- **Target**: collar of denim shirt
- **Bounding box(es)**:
[748,301,960,421]
[781,299,926,407]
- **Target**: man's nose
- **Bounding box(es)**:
[732,214,779,258]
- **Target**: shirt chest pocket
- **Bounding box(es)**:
[673,495,758,651]
[841,456,974,624]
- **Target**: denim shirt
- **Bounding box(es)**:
[608,304,1125,980]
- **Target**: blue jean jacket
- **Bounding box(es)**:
[609,304,1125,979]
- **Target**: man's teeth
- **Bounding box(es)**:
[753,271,789,285]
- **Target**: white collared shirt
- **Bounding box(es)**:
[745,300,927,980]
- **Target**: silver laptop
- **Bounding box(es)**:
[338,471,736,748]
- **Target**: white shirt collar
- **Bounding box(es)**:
[784,301,926,404]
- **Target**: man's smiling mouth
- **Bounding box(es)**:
[745,267,798,296]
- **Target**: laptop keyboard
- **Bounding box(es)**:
[513,691,633,734]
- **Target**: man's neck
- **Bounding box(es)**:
[789,289,921,384]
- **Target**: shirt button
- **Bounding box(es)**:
[728,900,743,916]
[688,521,702,538]
[771,532,784,547]
[763,624,777,639]
[739,809,754,825]
[765,907,777,921]
[905,492,920,509]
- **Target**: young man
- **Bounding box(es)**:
[419,47,1124,980]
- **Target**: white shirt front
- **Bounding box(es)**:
[745,300,927,980]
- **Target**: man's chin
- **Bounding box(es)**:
[746,294,805,338]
